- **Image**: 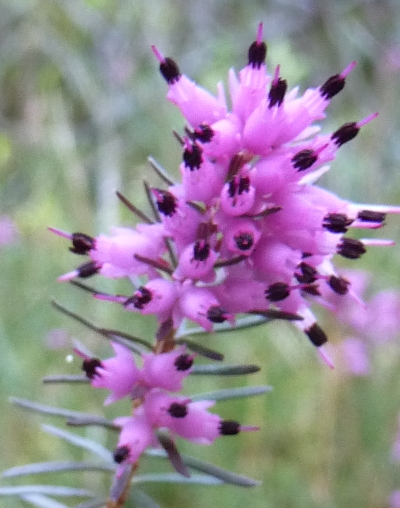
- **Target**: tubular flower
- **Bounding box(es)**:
[51,23,400,365]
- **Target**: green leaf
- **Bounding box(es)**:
[42,375,89,384]
[19,494,68,508]
[51,300,151,353]
[145,450,261,487]
[130,489,162,508]
[0,486,94,497]
[3,461,114,478]
[133,473,223,485]
[73,499,107,508]
[41,425,113,463]
[191,364,260,376]
[175,314,269,338]
[175,338,224,361]
[10,398,114,428]
[147,156,175,186]
[190,385,272,402]
[157,432,190,478]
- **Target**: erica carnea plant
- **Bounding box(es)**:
[2,23,400,508]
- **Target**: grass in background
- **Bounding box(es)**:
[1,1,400,507]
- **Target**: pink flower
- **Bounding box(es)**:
[52,23,400,361]
[141,346,194,392]
[81,343,140,405]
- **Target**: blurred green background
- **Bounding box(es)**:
[1,0,400,507]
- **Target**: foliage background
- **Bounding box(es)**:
[1,0,400,507]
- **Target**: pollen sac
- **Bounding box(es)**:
[248,40,267,68]
[357,210,386,224]
[183,142,203,170]
[113,445,130,464]
[193,123,214,143]
[323,213,353,233]
[207,305,229,324]
[70,233,95,255]
[295,262,318,284]
[320,72,346,100]
[125,286,152,310]
[268,77,287,108]
[159,57,181,84]
[77,260,100,278]
[154,189,178,217]
[328,275,350,295]
[292,149,318,171]
[193,240,210,262]
[337,238,366,259]
[221,175,255,217]
[306,323,328,347]
[331,121,359,147]
[82,358,102,379]
[219,420,240,436]
[265,282,290,302]
[234,232,254,251]
[168,402,188,418]
[174,354,194,372]
[302,284,321,296]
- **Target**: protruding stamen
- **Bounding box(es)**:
[337,238,366,259]
[151,46,181,84]
[48,227,72,240]
[256,22,264,45]
[153,189,178,217]
[207,305,230,324]
[183,141,203,170]
[323,213,354,233]
[328,275,350,295]
[265,282,290,302]
[58,261,100,282]
[70,233,95,255]
[357,210,386,224]
[248,23,267,68]
[82,358,102,379]
[219,420,240,436]
[174,354,194,371]
[320,61,356,100]
[332,113,378,147]
[125,287,153,310]
[361,238,395,247]
[295,262,318,284]
[268,66,287,107]
[318,346,335,369]
[306,322,328,347]
[194,123,214,143]
[292,149,318,171]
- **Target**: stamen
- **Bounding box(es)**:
[306,322,328,347]
[219,420,240,436]
[168,402,188,418]
[174,354,194,371]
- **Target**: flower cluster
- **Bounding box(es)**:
[77,343,256,470]
[50,23,399,370]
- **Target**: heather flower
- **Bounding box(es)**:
[80,342,141,405]
[51,23,400,364]
[141,345,194,392]
[113,388,257,467]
